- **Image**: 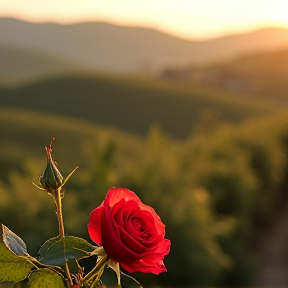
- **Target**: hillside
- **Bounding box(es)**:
[0,108,141,179]
[0,74,282,139]
[204,49,288,98]
[3,106,288,287]
[161,49,288,99]
[0,44,87,83]
[1,17,288,73]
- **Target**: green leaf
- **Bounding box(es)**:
[1,224,28,256]
[0,243,33,282]
[28,268,66,288]
[66,258,79,275]
[120,272,142,288]
[39,236,95,266]
[101,267,118,287]
[13,281,29,288]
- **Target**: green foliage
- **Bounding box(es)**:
[39,236,95,266]
[28,269,66,288]
[0,224,33,283]
[0,243,33,282]
[1,225,29,256]
[0,223,111,287]
[3,107,288,286]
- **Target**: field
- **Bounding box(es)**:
[0,73,283,139]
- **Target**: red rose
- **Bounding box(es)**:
[88,187,170,274]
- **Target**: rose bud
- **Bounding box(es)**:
[33,138,78,194]
[88,188,171,275]
[39,138,63,191]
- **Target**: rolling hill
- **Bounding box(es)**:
[0,74,282,139]
[0,107,141,177]
[0,44,86,83]
[201,49,288,98]
[161,48,288,99]
[1,17,288,74]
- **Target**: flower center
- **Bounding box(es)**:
[132,218,143,231]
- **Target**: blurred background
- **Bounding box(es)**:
[1,0,288,287]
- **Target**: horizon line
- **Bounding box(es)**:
[1,15,288,42]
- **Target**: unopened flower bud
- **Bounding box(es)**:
[33,138,78,193]
[39,138,63,191]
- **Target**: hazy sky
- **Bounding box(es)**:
[1,0,288,39]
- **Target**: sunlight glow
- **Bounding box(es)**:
[0,0,288,39]
[264,0,288,25]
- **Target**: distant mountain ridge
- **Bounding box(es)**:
[0,44,85,82]
[1,17,288,74]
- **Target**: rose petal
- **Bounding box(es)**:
[128,210,157,232]
[112,199,137,228]
[119,238,171,273]
[88,205,105,246]
[117,225,147,254]
[140,239,171,263]
[102,205,140,264]
[120,238,170,274]
[105,187,139,208]
[125,220,156,246]
[121,259,167,274]
[106,188,166,237]
[138,204,166,238]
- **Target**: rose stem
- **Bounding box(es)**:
[82,255,108,285]
[53,187,73,286]
[90,264,106,288]
[53,188,65,237]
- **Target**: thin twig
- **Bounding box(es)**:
[52,187,73,286]
[82,255,108,285]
